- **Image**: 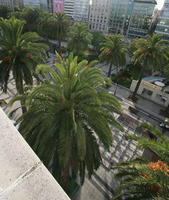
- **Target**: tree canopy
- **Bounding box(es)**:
[0,17,48,112]
[99,34,128,77]
[0,5,11,19]
[10,52,123,188]
[68,23,93,57]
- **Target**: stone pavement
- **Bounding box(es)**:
[73,126,143,200]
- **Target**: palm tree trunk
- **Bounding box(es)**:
[18,77,27,113]
[108,62,113,77]
[114,67,119,96]
[132,65,145,99]
[62,158,71,189]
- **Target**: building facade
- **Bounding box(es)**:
[0,0,24,9]
[88,0,155,36]
[108,0,132,34]
[53,0,64,13]
[64,0,74,18]
[0,0,11,6]
[40,0,48,11]
[88,0,112,34]
[127,0,156,38]
[23,0,40,7]
[73,0,89,23]
[155,0,169,39]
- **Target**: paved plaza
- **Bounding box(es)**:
[73,115,143,200]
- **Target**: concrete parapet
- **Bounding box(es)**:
[0,108,70,200]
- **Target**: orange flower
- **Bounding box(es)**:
[2,56,10,61]
[84,65,87,69]
[148,160,169,174]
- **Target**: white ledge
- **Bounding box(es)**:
[0,108,70,200]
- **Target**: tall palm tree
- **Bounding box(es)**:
[53,12,71,53]
[91,31,105,55]
[112,123,169,200]
[10,52,123,188]
[99,34,128,77]
[37,11,53,42]
[0,17,48,112]
[21,6,43,32]
[68,23,93,57]
[131,34,169,99]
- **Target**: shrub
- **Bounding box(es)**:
[104,77,112,88]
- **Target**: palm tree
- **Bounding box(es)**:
[68,23,93,57]
[0,17,48,112]
[131,34,169,99]
[10,52,123,188]
[0,5,11,19]
[99,34,128,77]
[53,12,71,53]
[37,11,52,41]
[112,123,169,200]
[91,31,105,55]
[21,6,43,32]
